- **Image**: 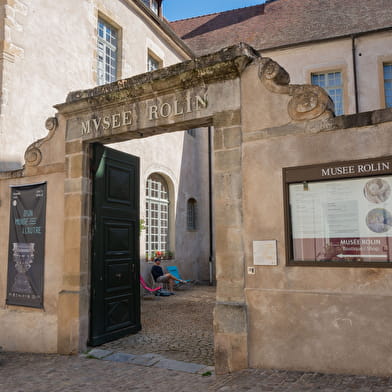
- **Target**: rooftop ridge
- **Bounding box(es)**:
[170,3,265,23]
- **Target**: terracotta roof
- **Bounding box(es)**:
[170,0,392,56]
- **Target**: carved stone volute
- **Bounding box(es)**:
[258,58,290,94]
[259,58,334,121]
[288,84,334,121]
[24,116,58,167]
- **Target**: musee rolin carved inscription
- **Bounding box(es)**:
[80,93,208,137]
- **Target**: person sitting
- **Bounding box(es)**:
[151,253,186,295]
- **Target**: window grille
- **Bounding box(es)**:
[311,71,344,115]
[97,19,118,85]
[145,174,169,256]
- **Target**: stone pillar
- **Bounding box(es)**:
[58,139,91,354]
[212,110,248,373]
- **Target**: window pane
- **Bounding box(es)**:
[147,55,160,72]
[151,0,158,14]
[312,71,344,115]
[145,174,170,255]
[384,64,392,108]
[97,18,118,85]
[187,198,197,230]
[142,0,159,14]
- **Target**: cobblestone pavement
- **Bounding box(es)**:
[100,284,216,366]
[2,351,392,392]
[2,285,392,391]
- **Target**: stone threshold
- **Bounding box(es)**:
[82,348,215,375]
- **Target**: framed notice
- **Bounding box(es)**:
[6,182,47,307]
[283,157,392,267]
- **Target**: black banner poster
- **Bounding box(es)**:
[6,183,47,308]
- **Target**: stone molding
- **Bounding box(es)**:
[1,0,27,61]
[258,58,334,121]
[56,43,259,113]
[24,117,58,167]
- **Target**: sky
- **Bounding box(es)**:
[163,1,266,21]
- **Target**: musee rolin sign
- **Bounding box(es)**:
[79,93,208,137]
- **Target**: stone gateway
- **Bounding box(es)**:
[1,44,392,377]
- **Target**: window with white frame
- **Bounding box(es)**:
[97,18,118,86]
[145,174,169,258]
[384,63,392,108]
[147,54,160,72]
[311,71,344,115]
[187,129,196,137]
[187,198,198,231]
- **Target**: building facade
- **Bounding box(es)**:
[0,0,212,283]
[170,0,392,115]
[0,0,212,353]
[1,0,392,377]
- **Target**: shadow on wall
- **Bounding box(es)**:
[175,128,211,283]
[0,160,23,172]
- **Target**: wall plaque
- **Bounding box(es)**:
[253,240,278,266]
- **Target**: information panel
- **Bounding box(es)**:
[6,183,47,308]
[284,157,392,266]
[290,176,392,262]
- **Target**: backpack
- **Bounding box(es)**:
[155,289,172,296]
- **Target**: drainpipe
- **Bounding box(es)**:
[208,126,214,285]
[352,35,359,114]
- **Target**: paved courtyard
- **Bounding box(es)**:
[100,283,215,366]
[2,284,392,391]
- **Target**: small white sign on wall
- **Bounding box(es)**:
[253,240,278,266]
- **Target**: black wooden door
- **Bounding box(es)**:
[89,144,141,346]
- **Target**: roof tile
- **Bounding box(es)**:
[170,0,392,56]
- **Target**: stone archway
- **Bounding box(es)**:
[54,43,333,374]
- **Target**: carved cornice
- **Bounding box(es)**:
[259,58,334,121]
[24,117,58,167]
[56,43,259,114]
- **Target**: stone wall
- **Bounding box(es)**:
[0,116,65,353]
[263,32,392,114]
[1,42,392,376]
[0,0,190,170]
[240,58,392,375]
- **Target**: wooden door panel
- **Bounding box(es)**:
[106,261,132,292]
[104,220,134,256]
[89,144,140,346]
[106,163,136,206]
[105,295,133,332]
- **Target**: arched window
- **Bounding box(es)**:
[145,174,169,257]
[187,198,198,231]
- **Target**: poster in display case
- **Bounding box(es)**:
[283,157,392,266]
[6,182,47,307]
